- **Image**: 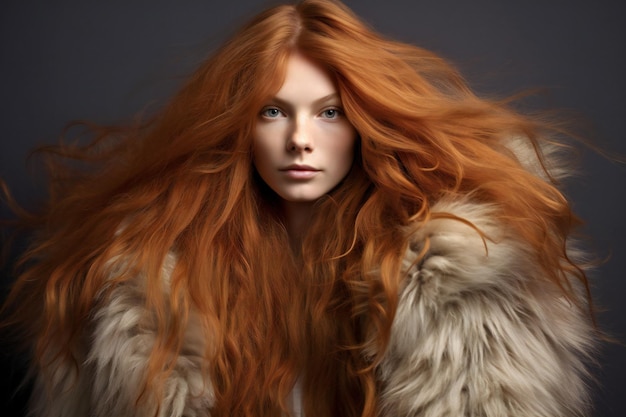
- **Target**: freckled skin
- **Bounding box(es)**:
[253,52,357,205]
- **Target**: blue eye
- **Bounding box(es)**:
[261,107,283,118]
[321,108,341,119]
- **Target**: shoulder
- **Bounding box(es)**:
[402,197,535,299]
[399,133,578,304]
[379,196,596,416]
[398,195,591,330]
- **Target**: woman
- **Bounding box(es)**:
[1,0,596,416]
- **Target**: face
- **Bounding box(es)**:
[253,52,357,205]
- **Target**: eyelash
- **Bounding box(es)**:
[320,107,343,119]
[259,106,344,119]
[260,107,285,118]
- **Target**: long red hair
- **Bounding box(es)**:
[2,1,590,416]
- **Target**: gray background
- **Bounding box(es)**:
[1,0,624,415]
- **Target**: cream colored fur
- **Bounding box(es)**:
[378,198,594,417]
[28,139,595,416]
[374,138,595,416]
[29,254,214,417]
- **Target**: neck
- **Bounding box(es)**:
[282,200,315,249]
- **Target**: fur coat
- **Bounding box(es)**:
[28,143,596,417]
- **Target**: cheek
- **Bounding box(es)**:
[328,125,357,168]
[252,125,280,167]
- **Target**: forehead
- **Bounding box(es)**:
[274,51,337,102]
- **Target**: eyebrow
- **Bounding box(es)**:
[267,93,341,109]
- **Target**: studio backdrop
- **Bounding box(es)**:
[1,1,624,416]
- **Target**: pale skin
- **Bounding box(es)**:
[253,52,358,246]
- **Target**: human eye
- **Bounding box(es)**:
[319,107,343,119]
[260,106,285,119]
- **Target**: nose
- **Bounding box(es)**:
[286,117,313,152]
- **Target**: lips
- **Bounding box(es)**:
[280,164,320,179]
[281,164,319,171]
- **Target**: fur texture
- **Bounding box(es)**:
[29,254,214,417]
[28,203,595,417]
[28,143,595,417]
[373,139,595,417]
[377,198,594,417]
